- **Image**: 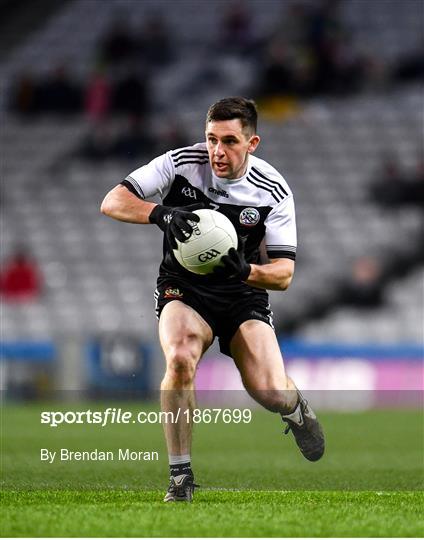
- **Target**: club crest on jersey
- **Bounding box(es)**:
[239,207,260,227]
[164,287,183,299]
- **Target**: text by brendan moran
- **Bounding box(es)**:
[40,448,159,463]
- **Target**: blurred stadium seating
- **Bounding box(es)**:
[1,0,422,395]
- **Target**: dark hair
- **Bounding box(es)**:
[206,97,258,134]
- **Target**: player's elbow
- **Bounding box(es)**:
[279,273,293,291]
[100,193,117,217]
[100,198,109,216]
[270,259,294,291]
[277,264,294,290]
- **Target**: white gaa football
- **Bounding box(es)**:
[173,209,238,275]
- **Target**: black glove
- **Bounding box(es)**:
[149,203,205,248]
[213,238,251,281]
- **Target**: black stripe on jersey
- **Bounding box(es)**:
[266,249,296,261]
[249,173,287,202]
[251,167,288,196]
[174,159,209,168]
[173,152,209,164]
[250,168,288,200]
[266,244,296,252]
[172,148,208,159]
[246,176,281,203]
[122,176,144,198]
[172,147,208,157]
[249,171,286,202]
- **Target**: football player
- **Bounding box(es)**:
[101,97,324,502]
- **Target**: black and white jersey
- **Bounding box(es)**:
[124,142,296,291]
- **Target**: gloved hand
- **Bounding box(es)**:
[213,238,251,281]
[149,203,205,248]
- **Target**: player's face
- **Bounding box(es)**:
[206,119,260,180]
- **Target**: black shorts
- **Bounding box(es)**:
[154,277,274,357]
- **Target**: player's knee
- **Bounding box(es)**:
[165,346,197,385]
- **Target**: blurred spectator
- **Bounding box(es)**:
[307,0,343,47]
[313,32,367,95]
[307,0,369,95]
[277,3,310,49]
[77,122,114,162]
[339,256,384,308]
[37,64,82,115]
[77,116,157,162]
[261,4,316,97]
[413,158,424,190]
[393,49,424,83]
[370,155,406,206]
[360,54,388,92]
[99,18,136,66]
[112,71,149,117]
[219,1,256,56]
[403,158,424,207]
[0,249,42,302]
[370,155,424,208]
[9,71,39,117]
[137,11,174,67]
[258,40,295,97]
[155,116,191,155]
[85,70,112,122]
[111,116,156,160]
[257,0,369,99]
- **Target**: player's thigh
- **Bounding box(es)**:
[159,300,213,364]
[230,319,289,390]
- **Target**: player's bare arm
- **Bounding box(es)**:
[101,185,203,248]
[214,246,294,291]
[245,258,294,291]
[101,184,156,224]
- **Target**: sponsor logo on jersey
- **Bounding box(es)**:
[182,187,197,199]
[164,287,184,299]
[208,186,229,198]
[198,249,221,262]
[239,207,260,226]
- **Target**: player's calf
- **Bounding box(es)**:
[246,388,298,415]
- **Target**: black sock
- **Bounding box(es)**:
[170,462,193,478]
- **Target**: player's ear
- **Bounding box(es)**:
[248,134,260,153]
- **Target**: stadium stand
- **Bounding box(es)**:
[299,267,424,343]
[1,0,423,346]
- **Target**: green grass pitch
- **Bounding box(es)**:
[1,402,423,537]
